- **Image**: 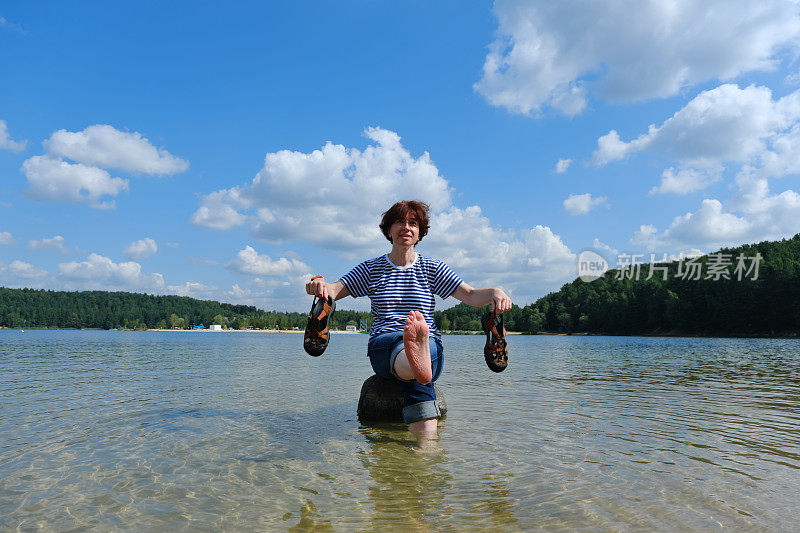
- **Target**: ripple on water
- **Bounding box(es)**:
[1,330,800,529]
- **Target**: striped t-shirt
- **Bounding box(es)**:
[339,253,463,340]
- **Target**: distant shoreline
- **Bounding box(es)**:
[3,327,796,339]
[144,328,365,334]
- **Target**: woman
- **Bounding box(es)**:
[305,200,512,438]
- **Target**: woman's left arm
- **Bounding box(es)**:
[451,283,512,314]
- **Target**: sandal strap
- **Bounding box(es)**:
[306,297,332,340]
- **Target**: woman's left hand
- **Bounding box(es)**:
[492,288,512,314]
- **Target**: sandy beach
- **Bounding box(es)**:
[146,328,365,334]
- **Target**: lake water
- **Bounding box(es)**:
[1,330,799,531]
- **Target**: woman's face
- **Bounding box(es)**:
[390,216,420,246]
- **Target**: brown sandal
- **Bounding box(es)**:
[482,310,508,372]
[303,296,335,357]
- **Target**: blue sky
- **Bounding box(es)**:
[2,1,800,311]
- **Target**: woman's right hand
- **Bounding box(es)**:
[306,276,328,300]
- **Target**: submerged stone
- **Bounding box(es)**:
[357,374,447,422]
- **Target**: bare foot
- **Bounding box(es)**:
[403,310,432,384]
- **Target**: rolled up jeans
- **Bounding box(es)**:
[367,331,444,424]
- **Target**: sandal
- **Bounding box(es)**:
[304,296,335,357]
[481,310,508,372]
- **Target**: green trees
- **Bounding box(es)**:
[0,288,374,332]
[524,234,800,336]
[528,308,545,332]
[169,314,186,329]
[428,234,800,336]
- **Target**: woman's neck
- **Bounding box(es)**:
[388,244,416,267]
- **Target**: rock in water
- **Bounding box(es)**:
[357,374,447,422]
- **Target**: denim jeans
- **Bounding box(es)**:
[367,331,444,424]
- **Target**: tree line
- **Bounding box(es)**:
[0,288,371,331]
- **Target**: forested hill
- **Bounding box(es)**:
[0,288,369,331]
[431,234,800,336]
[524,234,800,336]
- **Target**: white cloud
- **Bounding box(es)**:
[58,253,165,291]
[0,120,26,151]
[0,231,14,245]
[22,155,128,209]
[421,206,576,300]
[630,224,660,251]
[592,238,619,257]
[751,121,800,180]
[593,82,800,248]
[594,84,798,167]
[123,238,158,260]
[592,130,630,166]
[592,238,612,250]
[223,283,289,309]
[28,235,71,254]
[476,0,800,115]
[522,225,576,277]
[635,197,769,251]
[733,171,800,236]
[192,127,452,253]
[227,246,312,277]
[662,200,752,248]
[164,280,301,311]
[649,167,723,195]
[190,190,249,230]
[166,281,219,300]
[21,124,188,209]
[554,158,572,174]
[44,124,188,175]
[596,83,800,249]
[632,224,658,240]
[563,193,607,215]
[423,206,521,275]
[0,16,25,34]
[165,241,180,248]
[4,260,48,280]
[635,173,800,250]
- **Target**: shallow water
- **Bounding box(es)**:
[1,330,799,530]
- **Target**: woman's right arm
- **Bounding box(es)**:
[305,277,350,301]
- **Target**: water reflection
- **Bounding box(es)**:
[356,422,520,530]
[358,423,451,530]
[287,499,334,532]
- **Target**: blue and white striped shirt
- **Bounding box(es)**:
[340,254,463,341]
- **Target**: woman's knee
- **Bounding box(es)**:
[392,348,415,381]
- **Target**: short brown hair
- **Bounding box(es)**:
[380,200,430,244]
